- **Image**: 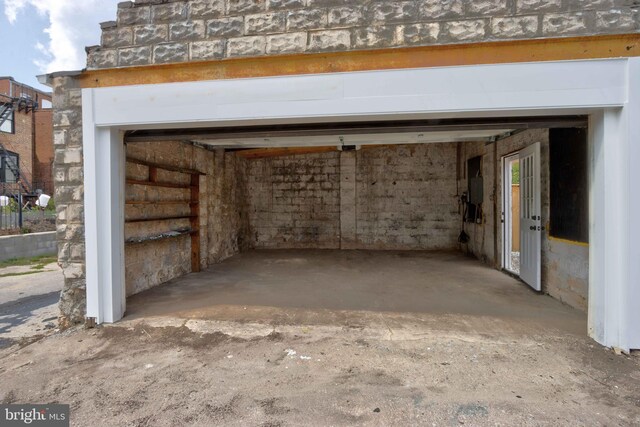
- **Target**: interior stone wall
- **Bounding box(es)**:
[124,142,250,297]
[247,151,341,249]
[355,144,459,250]
[245,143,460,251]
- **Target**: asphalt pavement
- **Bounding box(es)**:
[0,263,62,348]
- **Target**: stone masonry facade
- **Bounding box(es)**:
[88,0,640,68]
[52,76,85,326]
[53,1,638,324]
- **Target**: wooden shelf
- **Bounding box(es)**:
[125,215,197,224]
[126,179,193,189]
[125,228,199,245]
[126,157,204,175]
[124,150,202,272]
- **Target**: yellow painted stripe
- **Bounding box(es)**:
[548,236,589,247]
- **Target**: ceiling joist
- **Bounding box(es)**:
[124,116,588,145]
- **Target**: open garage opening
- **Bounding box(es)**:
[121,118,589,328]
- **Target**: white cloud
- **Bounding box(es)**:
[4,0,120,73]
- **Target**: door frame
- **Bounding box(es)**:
[81,58,640,351]
[501,152,520,275]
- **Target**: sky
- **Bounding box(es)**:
[0,0,121,92]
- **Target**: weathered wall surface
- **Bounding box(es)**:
[459,129,589,310]
[207,148,251,262]
[87,0,640,68]
[247,151,341,249]
[125,141,207,296]
[246,144,459,251]
[125,142,249,296]
[356,144,459,250]
[51,76,85,327]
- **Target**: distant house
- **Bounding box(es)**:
[0,77,54,195]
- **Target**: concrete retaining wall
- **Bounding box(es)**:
[0,231,57,262]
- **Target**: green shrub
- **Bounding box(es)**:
[44,197,56,212]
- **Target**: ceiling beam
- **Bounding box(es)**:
[124,116,587,143]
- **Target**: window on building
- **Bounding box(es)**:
[549,128,588,243]
[0,105,14,134]
[0,151,19,183]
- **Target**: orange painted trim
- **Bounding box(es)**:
[78,34,640,89]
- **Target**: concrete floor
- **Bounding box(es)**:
[127,250,586,337]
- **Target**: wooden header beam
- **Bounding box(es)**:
[78,34,640,89]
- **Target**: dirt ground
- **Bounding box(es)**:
[0,314,638,426]
[0,252,638,426]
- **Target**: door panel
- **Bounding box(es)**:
[519,142,541,291]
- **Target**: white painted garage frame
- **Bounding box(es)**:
[82,58,640,352]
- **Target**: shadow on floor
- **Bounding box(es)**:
[0,290,59,349]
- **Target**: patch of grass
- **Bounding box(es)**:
[0,270,53,278]
[0,255,57,270]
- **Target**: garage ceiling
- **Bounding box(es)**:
[124,116,588,149]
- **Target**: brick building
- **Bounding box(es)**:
[0,77,54,195]
[40,1,639,351]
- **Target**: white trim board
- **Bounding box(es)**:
[82,57,640,351]
[87,59,627,129]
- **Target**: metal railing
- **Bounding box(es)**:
[0,182,56,233]
[0,193,22,231]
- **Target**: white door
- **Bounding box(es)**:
[519,142,541,291]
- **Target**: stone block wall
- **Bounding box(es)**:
[246,151,341,249]
[245,144,460,251]
[207,148,251,262]
[356,144,459,250]
[86,0,640,68]
[51,76,85,327]
[124,141,208,296]
[124,142,250,296]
